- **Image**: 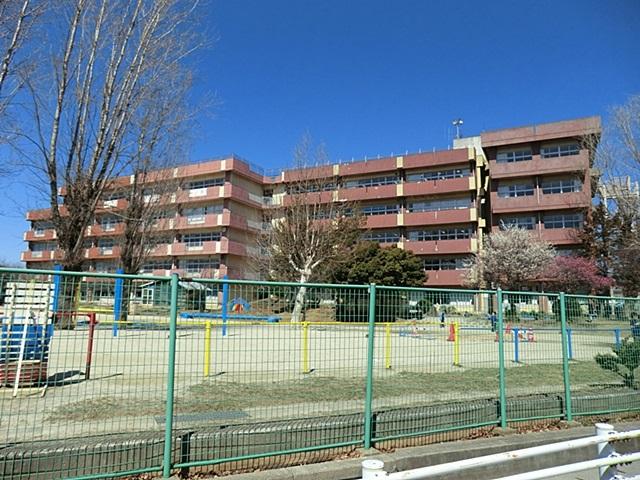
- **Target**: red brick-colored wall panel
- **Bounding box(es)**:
[404,209,472,226]
[337,184,398,202]
[403,177,472,197]
[424,269,468,287]
[405,239,473,255]
[481,116,600,147]
[489,152,589,179]
[339,157,397,176]
[403,150,470,169]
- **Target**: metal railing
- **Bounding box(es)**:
[361,423,640,480]
[1,266,640,479]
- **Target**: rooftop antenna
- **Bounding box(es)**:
[452,118,464,140]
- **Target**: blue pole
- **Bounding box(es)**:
[51,265,62,314]
[221,275,229,337]
[513,327,519,363]
[113,268,124,337]
[567,328,573,360]
[615,328,621,348]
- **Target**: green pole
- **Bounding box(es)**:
[497,288,507,429]
[559,292,573,422]
[162,273,179,478]
[363,283,377,449]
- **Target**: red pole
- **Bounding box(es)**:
[85,313,97,380]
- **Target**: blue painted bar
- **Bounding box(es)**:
[113,268,124,337]
[221,275,229,337]
[513,327,519,363]
[51,265,62,314]
[567,328,573,360]
[615,328,621,348]
[180,312,280,323]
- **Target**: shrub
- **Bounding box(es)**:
[595,339,640,388]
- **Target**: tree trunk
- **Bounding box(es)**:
[54,266,81,330]
[291,272,309,323]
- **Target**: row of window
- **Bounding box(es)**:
[496,178,582,198]
[408,228,471,241]
[500,212,584,230]
[496,143,580,163]
[182,232,222,246]
[423,258,467,271]
[408,198,471,213]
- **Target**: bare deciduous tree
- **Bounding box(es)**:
[0,0,45,174]
[258,136,363,322]
[14,0,201,272]
[465,225,555,290]
[10,0,201,326]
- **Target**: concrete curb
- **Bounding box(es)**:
[213,421,640,480]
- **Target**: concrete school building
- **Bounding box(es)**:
[22,116,600,288]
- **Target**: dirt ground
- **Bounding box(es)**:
[0,317,631,444]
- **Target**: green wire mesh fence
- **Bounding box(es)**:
[1,267,640,479]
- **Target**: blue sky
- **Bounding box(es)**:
[1,0,639,264]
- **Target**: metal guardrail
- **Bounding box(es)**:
[361,423,640,480]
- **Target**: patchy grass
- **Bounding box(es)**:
[47,361,625,422]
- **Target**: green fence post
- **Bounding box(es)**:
[497,288,507,429]
[363,283,376,449]
[559,292,573,422]
[162,273,179,478]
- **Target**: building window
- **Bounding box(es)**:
[541,143,580,159]
[94,261,117,273]
[541,178,582,194]
[408,197,471,213]
[362,204,399,216]
[181,258,220,274]
[188,178,224,190]
[287,182,335,194]
[543,212,583,229]
[408,228,471,241]
[496,148,532,163]
[31,241,56,252]
[140,260,173,273]
[182,232,221,247]
[497,183,535,198]
[499,216,536,230]
[406,168,469,182]
[32,221,53,236]
[98,238,114,255]
[362,231,400,243]
[423,257,467,271]
[184,205,223,224]
[343,175,398,189]
[100,216,120,231]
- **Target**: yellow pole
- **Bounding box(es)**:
[204,320,211,377]
[453,321,461,366]
[302,321,310,374]
[385,323,392,369]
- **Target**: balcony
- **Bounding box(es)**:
[176,184,226,204]
[24,229,56,241]
[97,198,128,212]
[282,190,335,206]
[403,177,474,197]
[490,225,582,246]
[175,212,230,230]
[540,227,582,245]
[170,238,246,256]
[365,214,400,229]
[403,149,471,169]
[22,249,64,262]
[89,223,126,236]
[490,190,590,214]
[403,208,475,226]
[338,157,397,177]
[337,184,398,202]
[85,246,121,259]
[489,151,589,179]
[404,239,475,255]
[424,269,468,287]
